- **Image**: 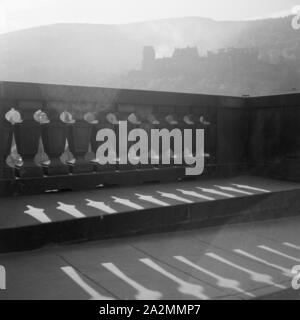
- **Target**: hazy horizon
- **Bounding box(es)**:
[0,0,299,34]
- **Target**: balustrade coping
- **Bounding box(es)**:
[0,81,299,198]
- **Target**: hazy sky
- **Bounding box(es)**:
[0,0,299,34]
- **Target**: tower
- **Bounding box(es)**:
[142,46,155,72]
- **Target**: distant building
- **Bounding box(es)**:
[172,47,199,62]
[141,46,259,75]
[129,45,298,96]
[142,46,156,73]
[142,46,200,74]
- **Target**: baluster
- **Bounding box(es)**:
[145,113,159,168]
[164,113,179,166]
[110,111,124,171]
[90,112,117,172]
[114,111,126,171]
[40,108,69,175]
[126,112,142,170]
[136,113,152,169]
[66,108,93,174]
[85,111,99,172]
[199,114,212,161]
[14,106,43,178]
[0,109,14,179]
[150,112,163,168]
[182,114,195,167]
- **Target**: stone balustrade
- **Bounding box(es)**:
[0,81,299,195]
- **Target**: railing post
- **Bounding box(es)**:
[41,107,69,175]
[0,102,14,179]
[115,109,129,171]
[66,103,94,174]
[181,111,194,167]
[193,107,213,163]
[151,111,164,167]
[90,111,116,172]
[137,110,153,169]
[14,102,44,178]
[165,112,179,166]
[126,112,142,170]
[156,108,175,167]
[146,112,160,168]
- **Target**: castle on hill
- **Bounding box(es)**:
[141,46,260,76]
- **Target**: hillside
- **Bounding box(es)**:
[0,16,299,93]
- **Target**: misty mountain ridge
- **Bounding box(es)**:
[0,16,299,95]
